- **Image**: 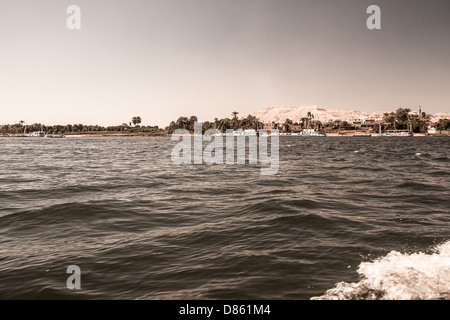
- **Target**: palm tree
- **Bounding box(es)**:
[306,112,312,129]
[304,112,315,129]
[232,111,239,130]
[284,119,293,132]
[254,116,263,130]
[188,115,198,132]
[218,118,231,132]
[300,117,307,129]
[315,120,323,131]
[19,120,25,134]
[132,116,142,127]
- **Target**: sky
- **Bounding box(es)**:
[0,0,449,127]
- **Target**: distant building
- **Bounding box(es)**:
[361,118,376,129]
[289,124,302,132]
[408,106,425,119]
[263,122,279,131]
[350,118,363,126]
[408,111,421,119]
[340,126,356,132]
[350,118,376,129]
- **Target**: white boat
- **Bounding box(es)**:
[300,129,326,137]
[382,130,412,137]
[30,131,46,137]
[212,129,269,137]
[225,130,255,137]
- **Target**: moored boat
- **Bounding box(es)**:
[300,129,326,137]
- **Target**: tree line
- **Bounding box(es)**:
[1,109,449,135]
[166,112,265,134]
[0,117,160,135]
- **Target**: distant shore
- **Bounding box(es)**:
[1,132,449,138]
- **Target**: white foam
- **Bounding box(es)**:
[312,241,450,300]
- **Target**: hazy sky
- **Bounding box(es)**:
[1,0,449,127]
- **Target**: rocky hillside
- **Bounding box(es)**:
[252,105,450,124]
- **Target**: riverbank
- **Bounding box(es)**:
[2,129,450,138]
[2,133,449,138]
[0,132,170,138]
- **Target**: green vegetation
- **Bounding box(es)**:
[0,116,164,136]
[1,109,449,136]
[436,119,450,131]
[131,116,142,127]
[378,108,429,133]
[167,114,264,134]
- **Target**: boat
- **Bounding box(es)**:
[226,129,259,137]
[9,134,27,137]
[382,130,413,137]
[225,131,244,137]
[10,131,47,137]
[213,129,257,137]
[300,129,326,137]
[30,131,46,137]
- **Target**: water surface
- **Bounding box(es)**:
[0,137,448,299]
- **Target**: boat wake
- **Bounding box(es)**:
[311,241,450,300]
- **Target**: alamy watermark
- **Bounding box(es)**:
[66,5,81,30]
[66,265,81,290]
[66,5,380,31]
[171,122,279,175]
[367,5,381,30]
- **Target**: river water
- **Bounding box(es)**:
[0,136,448,299]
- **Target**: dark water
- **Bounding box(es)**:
[0,137,449,299]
